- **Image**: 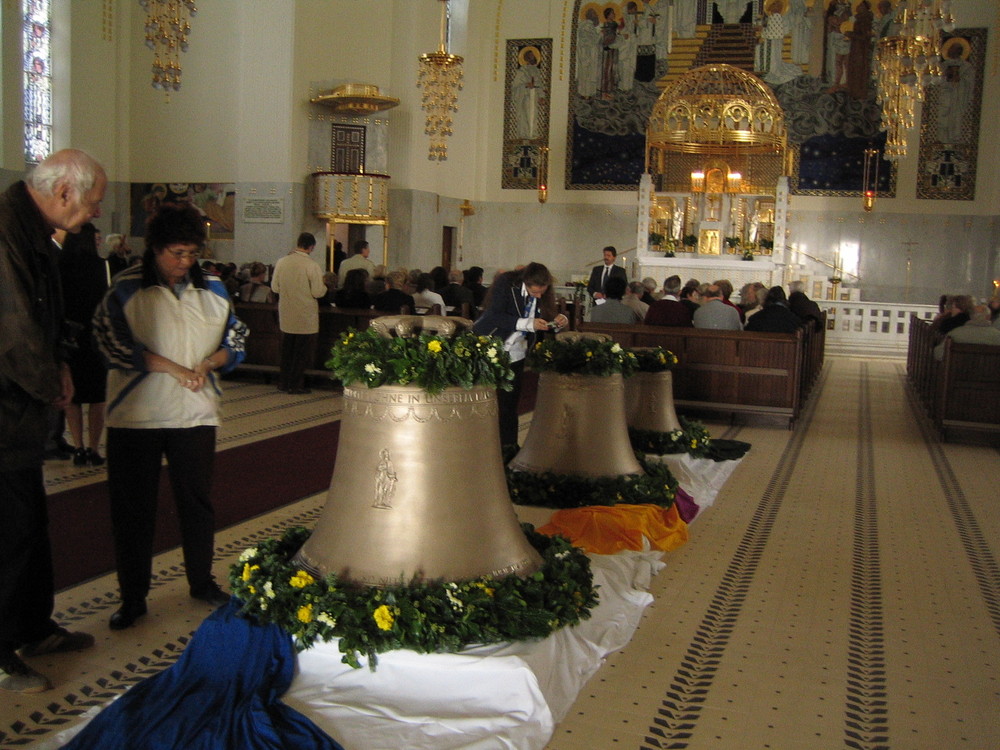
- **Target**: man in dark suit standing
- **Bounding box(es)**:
[587,246,627,301]
[473,263,568,448]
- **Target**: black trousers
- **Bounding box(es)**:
[0,465,57,653]
[497,359,525,449]
[106,426,217,602]
[279,332,316,391]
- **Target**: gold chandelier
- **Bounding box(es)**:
[417,0,463,161]
[141,0,196,92]
[874,0,957,160]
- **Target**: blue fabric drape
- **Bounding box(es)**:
[65,599,343,750]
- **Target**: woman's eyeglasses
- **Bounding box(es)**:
[165,248,202,260]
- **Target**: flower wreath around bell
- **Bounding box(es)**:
[630,345,677,373]
[526,336,638,377]
[230,525,599,668]
[507,452,677,509]
[629,416,714,458]
[326,327,514,394]
[625,347,713,458]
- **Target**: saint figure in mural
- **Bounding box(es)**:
[576,6,601,97]
[873,0,896,39]
[633,0,664,82]
[787,0,813,65]
[716,0,751,23]
[674,0,698,39]
[825,13,850,87]
[616,2,641,91]
[932,38,975,145]
[599,7,621,99]
[845,0,874,99]
[512,46,546,140]
[756,1,804,86]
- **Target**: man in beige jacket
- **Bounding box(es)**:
[270,232,326,393]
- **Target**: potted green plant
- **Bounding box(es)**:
[648,231,665,252]
[682,234,697,251]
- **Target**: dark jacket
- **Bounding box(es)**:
[788,291,822,325]
[644,298,694,327]
[372,288,416,315]
[744,303,802,333]
[441,282,474,313]
[473,272,538,343]
[587,263,627,298]
[0,181,65,470]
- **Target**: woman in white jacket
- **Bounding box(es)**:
[93,203,248,631]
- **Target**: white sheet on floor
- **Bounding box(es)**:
[647,452,742,510]
[283,549,663,750]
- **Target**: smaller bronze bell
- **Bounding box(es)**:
[625,368,682,433]
[509,331,642,478]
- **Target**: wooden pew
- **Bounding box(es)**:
[906,316,1000,443]
[577,322,809,427]
[234,303,380,380]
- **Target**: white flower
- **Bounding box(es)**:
[316,612,337,627]
[259,598,269,611]
[239,547,258,562]
[611,343,621,353]
[263,581,276,599]
[445,589,464,611]
[486,347,497,359]
[364,363,382,375]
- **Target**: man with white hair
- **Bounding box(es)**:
[1,149,106,693]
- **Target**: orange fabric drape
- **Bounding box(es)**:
[537,503,688,555]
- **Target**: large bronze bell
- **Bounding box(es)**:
[294,316,542,587]
[625,369,682,433]
[509,333,643,478]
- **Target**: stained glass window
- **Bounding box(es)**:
[23,0,52,165]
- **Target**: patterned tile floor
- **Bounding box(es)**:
[4,361,999,749]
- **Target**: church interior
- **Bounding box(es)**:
[2,1,999,748]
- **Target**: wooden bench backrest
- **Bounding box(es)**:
[578,322,805,418]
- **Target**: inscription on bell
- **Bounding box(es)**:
[349,387,493,406]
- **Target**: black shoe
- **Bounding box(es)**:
[190,583,230,608]
[109,599,147,630]
[72,447,88,466]
[85,448,105,466]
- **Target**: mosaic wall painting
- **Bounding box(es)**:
[130,182,236,239]
[565,0,671,190]
[563,0,908,198]
[501,38,553,190]
[916,28,986,201]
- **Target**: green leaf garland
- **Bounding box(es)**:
[628,416,714,458]
[230,525,598,669]
[325,327,514,395]
[507,454,677,509]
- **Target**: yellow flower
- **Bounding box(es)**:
[248,585,257,595]
[242,563,260,582]
[289,570,315,588]
[586,351,593,358]
[297,604,313,623]
[472,582,495,597]
[427,340,443,353]
[373,604,395,630]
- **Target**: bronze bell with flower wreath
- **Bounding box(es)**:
[508,332,643,478]
[624,348,682,434]
[293,315,542,587]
